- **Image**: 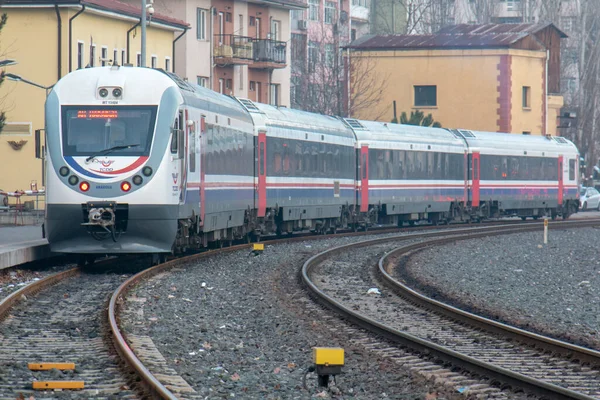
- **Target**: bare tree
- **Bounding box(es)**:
[346,51,389,119]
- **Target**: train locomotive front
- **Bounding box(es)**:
[45,66,183,255]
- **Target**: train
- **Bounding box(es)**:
[43,66,580,262]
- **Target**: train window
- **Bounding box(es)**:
[260,142,265,175]
[189,129,196,172]
[569,159,575,180]
[362,153,367,180]
[170,129,178,154]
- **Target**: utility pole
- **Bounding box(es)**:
[141,0,147,67]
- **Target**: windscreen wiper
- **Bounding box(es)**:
[85,144,140,162]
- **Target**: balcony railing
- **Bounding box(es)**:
[214,34,254,64]
[213,35,287,68]
[252,38,286,65]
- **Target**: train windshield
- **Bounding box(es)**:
[61,106,158,157]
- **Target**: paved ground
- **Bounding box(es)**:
[0,225,45,247]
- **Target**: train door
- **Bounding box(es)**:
[360,145,369,212]
[558,155,564,205]
[171,109,186,204]
[199,116,206,226]
[471,151,480,207]
[257,131,267,217]
[186,110,200,206]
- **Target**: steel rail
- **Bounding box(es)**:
[107,222,542,398]
[0,268,80,321]
[302,219,600,400]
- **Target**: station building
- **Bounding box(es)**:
[346,23,567,136]
[0,0,188,196]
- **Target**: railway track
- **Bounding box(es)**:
[302,219,600,400]
[1,218,598,399]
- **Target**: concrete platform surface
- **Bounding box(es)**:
[0,225,51,270]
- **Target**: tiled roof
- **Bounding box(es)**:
[246,0,308,9]
[1,0,189,29]
[346,22,566,50]
[83,0,189,28]
[437,22,567,38]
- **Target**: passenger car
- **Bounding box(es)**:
[580,187,600,210]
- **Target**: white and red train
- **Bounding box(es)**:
[43,66,580,258]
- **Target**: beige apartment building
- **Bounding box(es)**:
[125,0,303,107]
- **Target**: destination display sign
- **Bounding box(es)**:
[76,110,119,119]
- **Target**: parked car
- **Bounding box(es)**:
[580,186,600,211]
[0,190,7,208]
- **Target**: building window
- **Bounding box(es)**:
[197,8,207,40]
[91,44,96,67]
[351,29,356,42]
[165,57,171,72]
[325,2,336,24]
[137,52,141,67]
[308,41,319,72]
[101,46,108,66]
[122,49,126,66]
[414,85,437,106]
[151,56,157,68]
[309,0,319,21]
[197,76,208,87]
[219,78,224,93]
[226,12,232,22]
[249,16,255,26]
[522,86,531,108]
[325,44,335,67]
[270,84,280,106]
[226,79,232,89]
[256,18,261,39]
[77,42,84,69]
[113,49,118,65]
[250,81,256,91]
[291,10,304,20]
[239,67,243,90]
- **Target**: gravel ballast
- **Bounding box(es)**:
[121,233,444,399]
[404,227,600,348]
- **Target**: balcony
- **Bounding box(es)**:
[214,34,254,66]
[250,39,287,69]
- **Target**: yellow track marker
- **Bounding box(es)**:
[28,363,75,371]
[32,381,84,390]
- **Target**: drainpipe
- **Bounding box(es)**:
[54,5,62,80]
[127,20,142,64]
[545,49,549,136]
[68,5,85,72]
[210,7,215,90]
[172,28,188,74]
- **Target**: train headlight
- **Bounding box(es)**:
[132,175,143,185]
[121,181,131,192]
[59,166,70,177]
[68,175,79,185]
[79,182,90,192]
[142,166,153,177]
[99,88,108,98]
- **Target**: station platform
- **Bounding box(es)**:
[0,225,52,270]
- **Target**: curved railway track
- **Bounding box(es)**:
[1,218,599,399]
[302,218,600,399]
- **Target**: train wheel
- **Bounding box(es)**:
[521,217,527,221]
